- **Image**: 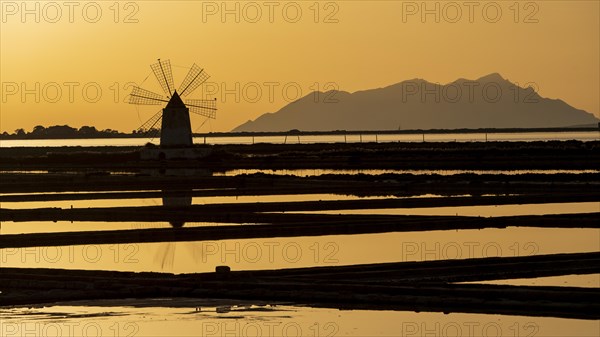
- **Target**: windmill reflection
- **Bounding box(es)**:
[155,188,193,270]
[137,168,211,270]
[162,188,192,228]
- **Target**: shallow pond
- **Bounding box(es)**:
[2,228,598,273]
[1,299,598,337]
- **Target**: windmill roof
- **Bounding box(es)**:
[165,91,186,109]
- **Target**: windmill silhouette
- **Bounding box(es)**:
[128,59,217,147]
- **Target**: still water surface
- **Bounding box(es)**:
[2,201,597,234]
[1,131,598,147]
[2,301,598,337]
[0,193,391,210]
[2,138,598,333]
[2,229,598,273]
[217,168,600,177]
[286,201,600,217]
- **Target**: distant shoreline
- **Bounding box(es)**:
[194,127,600,138]
[1,126,598,140]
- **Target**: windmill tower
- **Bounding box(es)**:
[128,59,216,148]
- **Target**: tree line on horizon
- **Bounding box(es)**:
[0,125,157,139]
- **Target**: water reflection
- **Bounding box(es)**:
[1,131,599,148]
[216,168,600,177]
[3,228,598,274]
[162,189,192,228]
[463,274,600,288]
[158,186,197,269]
[152,167,211,228]
[293,201,600,217]
[0,192,390,210]
[2,299,599,336]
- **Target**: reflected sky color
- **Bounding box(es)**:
[0,131,599,148]
[0,193,390,210]
[2,228,598,274]
[1,300,598,337]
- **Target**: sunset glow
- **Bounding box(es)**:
[1,1,598,133]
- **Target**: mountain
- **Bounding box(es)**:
[233,73,599,132]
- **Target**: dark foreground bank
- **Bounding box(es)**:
[1,141,599,170]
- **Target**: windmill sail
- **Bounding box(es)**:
[151,59,175,96]
[185,99,217,119]
[129,59,218,147]
[178,64,210,97]
[136,109,163,138]
[129,87,168,105]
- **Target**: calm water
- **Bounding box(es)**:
[217,168,600,177]
[3,199,597,234]
[2,228,598,272]
[1,144,598,334]
[3,168,598,176]
[0,131,599,147]
[3,225,598,334]
[464,274,600,288]
[0,193,392,210]
[3,301,598,337]
[294,201,600,217]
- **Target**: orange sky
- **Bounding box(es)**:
[1,1,598,133]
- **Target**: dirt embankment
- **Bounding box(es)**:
[1,141,599,170]
[2,252,599,319]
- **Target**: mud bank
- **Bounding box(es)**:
[1,141,599,170]
[1,252,598,319]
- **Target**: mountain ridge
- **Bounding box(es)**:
[233,74,599,132]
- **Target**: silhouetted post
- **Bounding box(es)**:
[344,134,347,143]
[422,134,425,142]
[204,136,206,144]
[252,136,254,144]
[485,133,488,142]
[360,134,362,143]
[376,134,378,143]
[297,135,300,143]
[284,135,287,144]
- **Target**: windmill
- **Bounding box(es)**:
[128,59,216,147]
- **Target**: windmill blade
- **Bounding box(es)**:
[136,109,163,139]
[150,59,175,96]
[129,86,168,105]
[178,64,210,97]
[185,99,217,119]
